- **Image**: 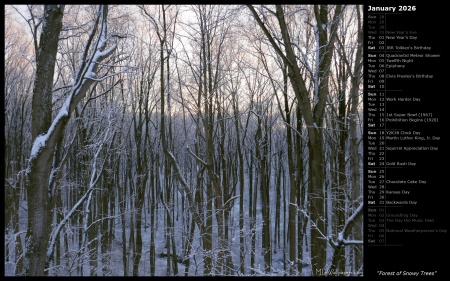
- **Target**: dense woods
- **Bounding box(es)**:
[4,4,363,276]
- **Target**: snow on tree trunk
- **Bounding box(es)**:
[24,5,120,276]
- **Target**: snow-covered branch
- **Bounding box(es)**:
[280,120,309,142]
[327,203,364,248]
[46,186,94,264]
[299,208,328,241]
[28,5,122,166]
[46,125,114,266]
[223,195,240,210]
[187,147,208,166]
[164,149,203,229]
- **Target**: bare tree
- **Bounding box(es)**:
[247,5,344,275]
[5,4,363,277]
[4,11,34,274]
[23,5,123,275]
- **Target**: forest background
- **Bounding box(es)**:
[4,4,363,276]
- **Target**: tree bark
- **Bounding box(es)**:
[24,5,65,276]
[247,5,343,274]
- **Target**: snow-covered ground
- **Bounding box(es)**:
[5,179,319,276]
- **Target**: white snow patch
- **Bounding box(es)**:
[29,97,71,160]
[337,231,343,242]
[90,44,117,69]
[85,71,96,79]
[30,133,48,160]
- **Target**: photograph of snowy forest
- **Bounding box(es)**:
[4,4,363,276]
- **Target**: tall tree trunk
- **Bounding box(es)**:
[232,91,246,275]
[296,105,306,274]
[248,150,255,275]
[349,7,363,274]
[118,154,128,276]
[275,152,282,251]
[281,66,298,275]
[248,5,343,274]
[101,173,112,276]
[149,157,157,276]
[336,66,348,272]
[132,181,145,276]
[24,5,118,275]
[307,131,326,275]
[256,115,272,273]
[128,148,135,274]
[88,194,98,276]
[24,5,65,276]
